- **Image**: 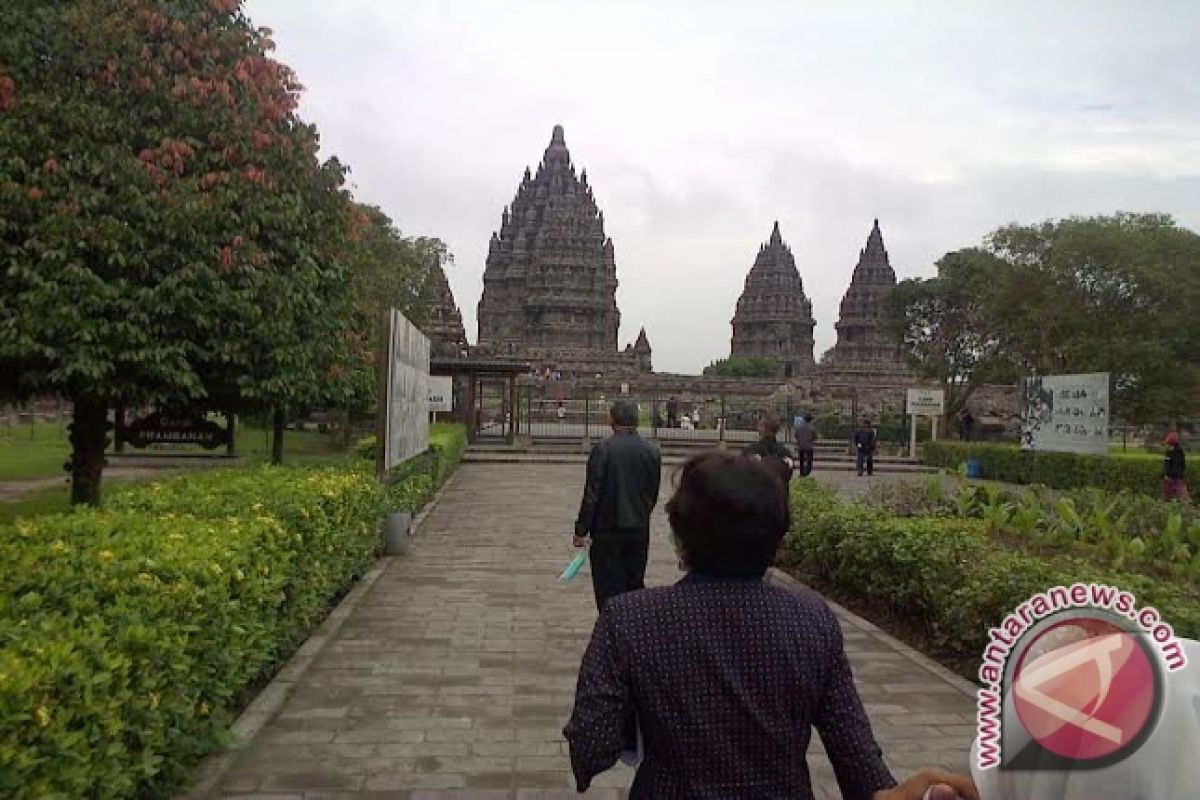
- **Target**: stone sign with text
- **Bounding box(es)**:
[1020,372,1110,455]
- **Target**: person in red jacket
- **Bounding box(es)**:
[1162,432,1190,502]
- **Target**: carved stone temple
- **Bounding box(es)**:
[728,222,816,377]
[423,259,469,358]
[821,219,909,371]
[474,125,650,376]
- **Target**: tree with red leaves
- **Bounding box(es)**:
[0,0,354,504]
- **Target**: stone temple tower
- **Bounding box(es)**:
[825,219,905,367]
[729,222,816,377]
[422,260,469,359]
[476,125,621,358]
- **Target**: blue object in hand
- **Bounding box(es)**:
[560,550,588,582]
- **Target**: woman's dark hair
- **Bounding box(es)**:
[665,451,791,577]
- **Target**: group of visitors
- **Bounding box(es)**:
[744,412,880,479]
[564,399,1198,799]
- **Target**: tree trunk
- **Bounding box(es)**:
[69,397,108,506]
[271,405,285,465]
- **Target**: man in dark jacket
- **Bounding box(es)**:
[854,418,877,477]
[574,400,662,611]
[793,413,817,476]
[744,414,795,487]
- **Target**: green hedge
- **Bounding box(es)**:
[921,440,1198,496]
[0,424,466,798]
[778,481,1200,667]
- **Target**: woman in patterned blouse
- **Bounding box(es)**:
[564,451,977,800]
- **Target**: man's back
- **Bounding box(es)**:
[854,427,876,450]
[566,576,891,799]
[794,420,817,449]
[577,430,661,534]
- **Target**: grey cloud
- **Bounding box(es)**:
[247,0,1200,374]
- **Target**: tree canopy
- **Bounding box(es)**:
[886,213,1200,424]
[706,356,782,379]
[0,0,356,502]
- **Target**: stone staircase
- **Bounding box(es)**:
[465,439,933,473]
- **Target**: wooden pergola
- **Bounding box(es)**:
[430,357,531,444]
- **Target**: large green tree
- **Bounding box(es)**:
[885,248,1013,423]
[320,204,448,424]
[0,0,352,502]
[983,213,1200,421]
[887,213,1200,425]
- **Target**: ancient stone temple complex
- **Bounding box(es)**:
[729,222,816,377]
[422,260,469,358]
[474,125,649,374]
[822,219,908,370]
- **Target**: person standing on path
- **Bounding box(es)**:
[1162,432,1190,502]
[854,418,878,477]
[744,414,795,487]
[666,397,679,429]
[793,413,817,476]
[574,399,662,611]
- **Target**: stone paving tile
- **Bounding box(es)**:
[214,465,974,797]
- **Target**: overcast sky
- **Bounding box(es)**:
[246,0,1200,374]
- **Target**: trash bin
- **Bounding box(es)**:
[966,458,983,479]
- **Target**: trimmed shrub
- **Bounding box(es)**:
[921,440,1198,496]
[0,424,467,798]
[780,480,1200,667]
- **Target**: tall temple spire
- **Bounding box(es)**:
[728,222,816,377]
[824,219,907,369]
[476,125,624,358]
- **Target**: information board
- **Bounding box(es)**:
[906,388,945,416]
[384,309,431,471]
[1020,372,1110,454]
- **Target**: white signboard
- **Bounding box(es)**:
[906,388,945,416]
[1020,372,1110,455]
[428,376,453,413]
[384,309,430,471]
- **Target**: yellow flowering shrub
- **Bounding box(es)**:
[0,425,466,799]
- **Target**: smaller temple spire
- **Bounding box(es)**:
[769,220,782,247]
[862,218,887,261]
[634,327,650,351]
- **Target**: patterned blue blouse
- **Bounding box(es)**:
[564,573,896,799]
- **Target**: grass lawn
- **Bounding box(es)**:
[0,484,73,525]
[0,422,73,481]
[0,421,355,482]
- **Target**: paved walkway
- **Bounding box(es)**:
[212,465,975,799]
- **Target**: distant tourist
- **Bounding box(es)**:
[960,409,975,441]
[564,452,978,800]
[666,397,679,428]
[692,408,702,429]
[680,414,693,431]
[556,401,566,422]
[793,413,818,476]
[854,418,878,477]
[744,414,795,487]
[1163,432,1189,502]
[573,400,662,611]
